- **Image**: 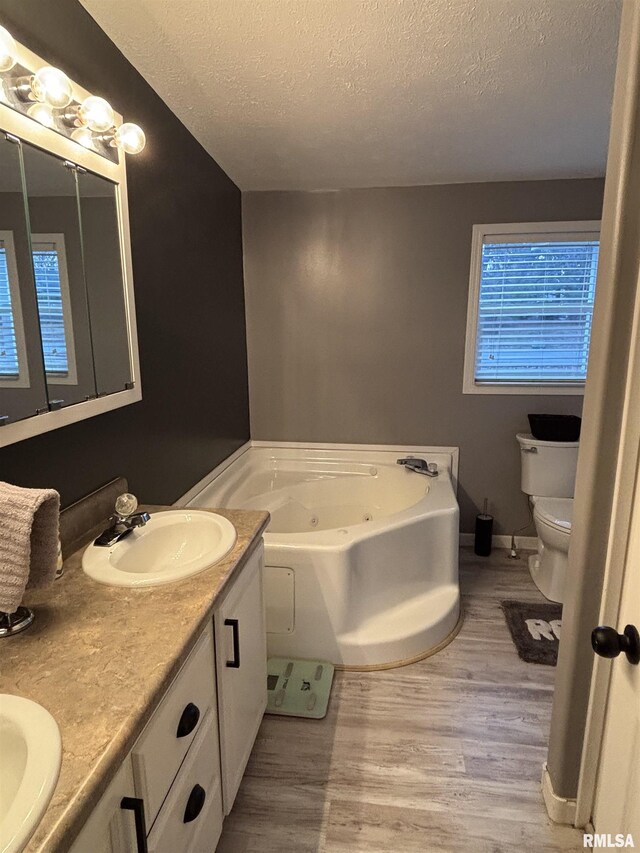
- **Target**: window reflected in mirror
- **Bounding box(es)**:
[31,234,77,383]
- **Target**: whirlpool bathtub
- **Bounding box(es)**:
[188,443,461,668]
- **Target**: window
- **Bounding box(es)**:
[463,221,600,395]
[31,234,77,386]
[0,230,29,389]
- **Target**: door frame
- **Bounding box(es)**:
[545,0,640,813]
[575,260,640,827]
[574,2,640,826]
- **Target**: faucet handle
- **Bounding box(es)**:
[115,492,138,519]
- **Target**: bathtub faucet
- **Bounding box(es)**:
[397,457,439,477]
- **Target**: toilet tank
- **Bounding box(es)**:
[517,433,579,498]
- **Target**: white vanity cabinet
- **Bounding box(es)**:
[214,543,267,813]
[69,543,266,853]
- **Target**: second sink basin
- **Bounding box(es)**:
[0,694,61,853]
[82,510,237,587]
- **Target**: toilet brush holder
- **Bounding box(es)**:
[474,499,493,557]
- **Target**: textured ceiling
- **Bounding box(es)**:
[79,0,621,190]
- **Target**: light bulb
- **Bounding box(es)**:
[32,66,73,108]
[71,126,95,150]
[78,95,114,132]
[114,122,145,154]
[27,102,55,128]
[0,26,17,73]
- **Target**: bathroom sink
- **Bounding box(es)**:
[82,510,237,587]
[0,695,61,853]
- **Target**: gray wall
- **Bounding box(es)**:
[243,180,604,534]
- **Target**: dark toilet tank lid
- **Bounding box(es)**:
[527,414,581,442]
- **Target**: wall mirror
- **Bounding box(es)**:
[0,29,142,447]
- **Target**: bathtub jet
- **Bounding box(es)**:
[189,443,461,669]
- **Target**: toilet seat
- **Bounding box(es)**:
[534,497,573,534]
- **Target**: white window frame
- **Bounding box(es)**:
[31,233,78,386]
[462,220,601,395]
[0,229,30,389]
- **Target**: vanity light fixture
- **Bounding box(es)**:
[0,25,16,72]
[0,23,146,157]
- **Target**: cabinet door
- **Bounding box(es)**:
[214,543,267,813]
[69,757,139,853]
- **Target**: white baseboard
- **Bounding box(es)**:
[175,441,251,506]
[541,763,577,825]
[459,532,538,550]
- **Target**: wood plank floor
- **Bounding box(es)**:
[217,548,584,852]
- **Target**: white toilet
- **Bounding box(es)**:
[517,433,579,604]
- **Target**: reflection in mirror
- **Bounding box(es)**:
[77,170,132,395]
[0,135,48,425]
[21,142,97,408]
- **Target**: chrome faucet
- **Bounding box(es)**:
[94,493,150,547]
[397,457,439,477]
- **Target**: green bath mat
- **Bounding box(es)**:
[266,658,335,719]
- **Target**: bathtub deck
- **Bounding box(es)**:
[217,548,584,853]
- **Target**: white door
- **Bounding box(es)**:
[214,544,267,814]
[592,455,640,839]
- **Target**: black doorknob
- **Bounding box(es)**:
[591,624,640,665]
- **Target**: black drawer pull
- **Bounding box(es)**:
[183,783,206,823]
[121,796,148,853]
[176,702,200,738]
[225,618,240,668]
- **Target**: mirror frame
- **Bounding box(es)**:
[0,38,141,448]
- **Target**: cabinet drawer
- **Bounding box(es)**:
[147,710,223,853]
[132,623,215,826]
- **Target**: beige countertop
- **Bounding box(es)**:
[0,505,269,853]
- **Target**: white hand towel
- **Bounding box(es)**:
[0,481,60,614]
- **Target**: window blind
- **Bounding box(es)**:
[32,243,69,376]
[0,244,19,378]
[475,238,599,384]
